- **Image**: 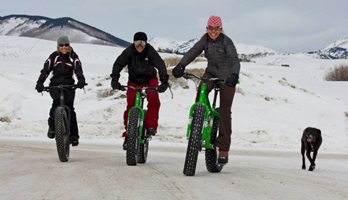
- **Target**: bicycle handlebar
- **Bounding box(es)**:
[183,73,225,83]
[43,83,88,92]
[119,85,158,92]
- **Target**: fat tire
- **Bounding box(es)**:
[126,108,140,166]
[205,109,223,172]
[138,110,148,164]
[54,107,70,162]
[183,104,205,176]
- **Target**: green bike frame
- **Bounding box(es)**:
[127,87,148,144]
[186,82,220,149]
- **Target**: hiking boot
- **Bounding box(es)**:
[123,136,127,150]
[71,136,79,147]
[147,128,156,136]
[218,150,229,164]
[47,127,55,139]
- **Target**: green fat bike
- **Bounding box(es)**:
[120,85,157,166]
[182,73,225,176]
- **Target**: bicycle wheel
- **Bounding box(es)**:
[205,109,223,172]
[138,110,149,164]
[183,104,205,176]
[54,107,70,162]
[126,108,141,166]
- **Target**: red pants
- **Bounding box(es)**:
[123,77,160,132]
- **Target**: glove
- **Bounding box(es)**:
[111,79,121,90]
[35,81,44,93]
[158,82,168,93]
[76,78,86,89]
[225,73,239,87]
[172,64,185,78]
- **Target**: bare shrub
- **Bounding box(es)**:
[168,68,205,89]
[97,89,116,98]
[325,64,348,81]
[163,57,181,67]
[0,116,11,123]
[163,57,207,68]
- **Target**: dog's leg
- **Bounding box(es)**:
[301,140,306,169]
[306,150,315,171]
[309,150,318,171]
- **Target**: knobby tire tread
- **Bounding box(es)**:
[205,113,223,173]
[137,110,148,164]
[183,104,205,176]
[55,107,70,162]
[126,108,140,166]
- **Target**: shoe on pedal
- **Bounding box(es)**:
[147,128,156,136]
[218,150,228,164]
[71,136,79,146]
[123,136,127,150]
[47,127,55,139]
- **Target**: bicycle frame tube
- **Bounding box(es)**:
[128,90,146,143]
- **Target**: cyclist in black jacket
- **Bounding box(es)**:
[111,32,169,144]
[35,36,86,146]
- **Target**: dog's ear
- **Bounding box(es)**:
[317,129,321,135]
[303,127,309,135]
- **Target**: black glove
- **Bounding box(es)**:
[35,81,44,93]
[76,78,86,89]
[111,79,121,90]
[158,82,168,93]
[172,64,185,78]
[225,73,239,87]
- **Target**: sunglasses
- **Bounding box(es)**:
[206,26,222,31]
[59,44,70,47]
[134,40,146,47]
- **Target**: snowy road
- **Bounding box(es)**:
[0,137,347,200]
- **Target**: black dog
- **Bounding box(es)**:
[301,127,322,171]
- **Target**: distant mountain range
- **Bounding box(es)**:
[316,36,348,59]
[1,14,347,59]
[0,14,130,47]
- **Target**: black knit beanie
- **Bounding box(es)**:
[133,32,147,42]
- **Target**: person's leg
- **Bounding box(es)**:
[123,81,138,134]
[144,77,160,134]
[65,89,79,146]
[48,88,60,138]
[215,84,235,163]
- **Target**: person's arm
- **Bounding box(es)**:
[38,52,57,83]
[178,39,206,67]
[111,47,130,80]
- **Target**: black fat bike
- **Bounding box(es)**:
[43,84,85,162]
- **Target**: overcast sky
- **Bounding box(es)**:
[1,0,347,53]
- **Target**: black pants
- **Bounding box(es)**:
[48,88,79,138]
[195,71,236,151]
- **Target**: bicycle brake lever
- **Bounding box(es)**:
[183,73,189,79]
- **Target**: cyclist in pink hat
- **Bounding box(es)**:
[173,15,240,164]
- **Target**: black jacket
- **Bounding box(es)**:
[37,49,85,86]
[111,44,168,84]
[179,33,240,79]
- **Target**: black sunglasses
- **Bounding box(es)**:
[206,26,222,31]
[59,44,70,47]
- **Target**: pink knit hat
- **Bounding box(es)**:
[207,15,222,27]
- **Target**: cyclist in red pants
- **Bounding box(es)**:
[110,32,169,148]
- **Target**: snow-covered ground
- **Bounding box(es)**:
[1,35,348,199]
